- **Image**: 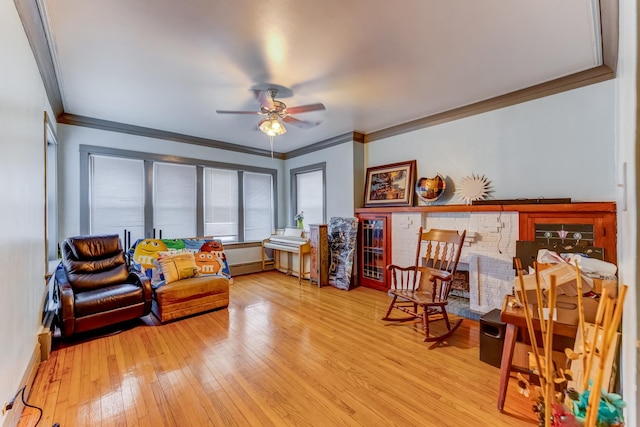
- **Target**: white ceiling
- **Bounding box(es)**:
[40,0,603,154]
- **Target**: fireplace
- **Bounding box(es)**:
[391,211,519,317]
[367,202,615,320]
[451,267,470,294]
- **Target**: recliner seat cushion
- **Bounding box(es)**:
[74,283,144,317]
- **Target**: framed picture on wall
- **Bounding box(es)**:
[363,160,416,207]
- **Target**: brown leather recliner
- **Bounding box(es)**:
[56,234,152,337]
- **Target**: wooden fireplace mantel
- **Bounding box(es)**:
[355,202,617,264]
[354,201,616,214]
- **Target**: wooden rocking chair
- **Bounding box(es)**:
[382,227,466,349]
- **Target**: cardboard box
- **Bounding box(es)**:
[512,342,566,372]
[514,276,600,325]
[514,272,618,326]
[567,323,620,393]
[538,263,593,296]
[514,273,544,306]
[556,294,599,324]
[592,277,618,298]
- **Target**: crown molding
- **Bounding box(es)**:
[14,0,63,117]
[58,113,285,159]
[599,0,618,74]
[364,65,614,143]
[284,132,365,159]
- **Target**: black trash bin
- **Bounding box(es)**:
[479,308,506,368]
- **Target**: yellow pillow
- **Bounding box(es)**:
[158,252,199,284]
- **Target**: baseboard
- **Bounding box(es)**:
[229,261,270,276]
[2,341,42,427]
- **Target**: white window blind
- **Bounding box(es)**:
[153,162,197,239]
[204,168,238,241]
[244,172,273,241]
[296,169,323,230]
[90,155,145,243]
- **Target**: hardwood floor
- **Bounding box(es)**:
[20,272,536,426]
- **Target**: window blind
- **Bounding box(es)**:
[204,168,238,241]
[153,162,197,239]
[89,155,145,243]
[244,172,273,241]
[296,169,323,230]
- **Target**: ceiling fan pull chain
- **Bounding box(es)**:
[269,135,274,160]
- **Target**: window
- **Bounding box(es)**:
[204,168,239,241]
[81,145,276,244]
[244,172,274,241]
[290,163,326,231]
[153,162,197,239]
[89,155,145,243]
[44,114,58,267]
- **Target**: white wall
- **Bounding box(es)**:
[58,124,286,240]
[367,81,616,202]
[284,141,357,224]
[615,0,637,423]
[0,2,56,425]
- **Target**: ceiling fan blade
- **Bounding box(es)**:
[282,115,320,129]
[254,90,275,110]
[216,110,261,115]
[284,103,325,115]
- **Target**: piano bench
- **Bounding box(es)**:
[152,275,229,323]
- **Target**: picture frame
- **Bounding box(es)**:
[363,160,416,207]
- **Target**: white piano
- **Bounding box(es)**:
[262,228,311,284]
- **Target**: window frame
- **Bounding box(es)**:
[44,112,58,271]
[290,162,326,228]
[80,145,278,242]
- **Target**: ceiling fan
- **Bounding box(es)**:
[216,88,325,136]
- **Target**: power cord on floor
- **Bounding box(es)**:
[12,385,58,426]
[14,385,42,426]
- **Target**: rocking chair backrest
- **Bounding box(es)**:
[415,227,466,301]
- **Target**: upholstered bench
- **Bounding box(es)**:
[152,275,229,323]
[128,237,232,323]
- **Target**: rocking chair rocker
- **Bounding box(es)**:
[382,227,466,349]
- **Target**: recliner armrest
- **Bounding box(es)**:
[55,264,75,336]
[128,270,153,312]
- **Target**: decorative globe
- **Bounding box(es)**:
[416,174,446,203]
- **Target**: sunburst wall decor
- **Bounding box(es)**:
[456,174,492,205]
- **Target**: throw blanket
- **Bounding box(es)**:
[127,237,232,286]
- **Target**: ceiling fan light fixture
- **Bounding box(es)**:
[258,115,287,136]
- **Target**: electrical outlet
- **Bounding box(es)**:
[2,394,17,415]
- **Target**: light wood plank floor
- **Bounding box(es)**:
[20,272,536,426]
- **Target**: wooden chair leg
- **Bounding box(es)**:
[441,307,451,330]
[381,296,398,320]
[422,308,430,339]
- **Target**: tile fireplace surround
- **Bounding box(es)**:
[392,211,518,315]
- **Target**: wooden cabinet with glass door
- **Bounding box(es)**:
[356,213,391,291]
